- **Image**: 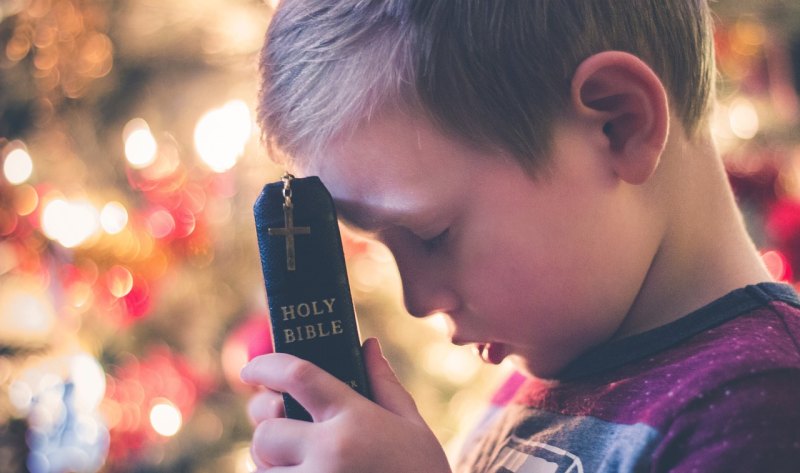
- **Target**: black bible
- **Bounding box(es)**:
[253,174,371,421]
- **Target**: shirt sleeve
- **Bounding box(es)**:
[652,368,800,472]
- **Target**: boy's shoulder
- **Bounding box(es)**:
[457,283,800,473]
[566,282,800,381]
[641,281,800,394]
[515,282,800,417]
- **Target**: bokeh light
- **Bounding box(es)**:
[146,208,176,239]
[121,276,151,320]
[3,146,34,184]
[194,100,252,173]
[0,277,56,344]
[762,249,792,282]
[41,197,100,248]
[124,118,158,169]
[70,353,107,412]
[424,342,481,385]
[14,184,39,216]
[106,265,134,298]
[729,98,760,140]
[66,280,94,310]
[9,379,33,413]
[149,399,182,437]
[425,312,454,337]
[100,201,129,234]
[235,445,257,473]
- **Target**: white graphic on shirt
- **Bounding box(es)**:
[491,435,584,473]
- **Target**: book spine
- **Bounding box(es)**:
[254,177,370,421]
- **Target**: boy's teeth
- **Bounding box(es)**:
[475,343,492,363]
[474,343,486,360]
[475,342,506,365]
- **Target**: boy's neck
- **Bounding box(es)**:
[611,130,774,340]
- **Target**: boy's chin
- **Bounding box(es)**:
[508,353,566,381]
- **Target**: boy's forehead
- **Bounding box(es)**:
[320,166,432,233]
[294,107,488,231]
[297,153,428,233]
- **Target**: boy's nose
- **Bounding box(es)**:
[380,228,461,319]
[402,284,460,319]
[396,256,460,319]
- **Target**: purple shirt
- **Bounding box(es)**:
[457,283,800,472]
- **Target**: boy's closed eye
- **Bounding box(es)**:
[336,202,451,251]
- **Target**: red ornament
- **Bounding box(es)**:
[766,198,800,281]
[102,347,214,463]
[121,275,152,322]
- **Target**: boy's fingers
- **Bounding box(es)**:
[251,443,270,470]
[247,389,285,424]
[242,353,352,421]
[253,462,298,473]
[252,418,309,466]
[362,338,425,423]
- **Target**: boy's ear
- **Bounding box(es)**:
[570,51,669,185]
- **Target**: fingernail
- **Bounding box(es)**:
[365,337,383,355]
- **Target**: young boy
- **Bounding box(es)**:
[241,1,800,471]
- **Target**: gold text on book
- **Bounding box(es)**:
[280,298,336,321]
[280,297,344,344]
[283,320,344,344]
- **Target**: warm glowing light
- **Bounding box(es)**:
[150,399,182,437]
[424,343,480,384]
[106,265,134,298]
[425,312,454,337]
[0,278,56,343]
[236,445,258,473]
[9,294,53,332]
[729,98,759,140]
[124,118,158,168]
[194,100,252,173]
[762,249,791,281]
[100,201,128,234]
[67,281,94,309]
[3,147,33,184]
[13,184,38,216]
[734,19,766,51]
[41,198,100,248]
[147,208,176,239]
[0,242,17,275]
[70,353,106,411]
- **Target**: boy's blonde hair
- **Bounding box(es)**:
[259,0,716,169]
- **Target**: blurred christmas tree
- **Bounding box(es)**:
[0,1,799,472]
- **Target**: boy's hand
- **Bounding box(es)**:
[241,338,452,473]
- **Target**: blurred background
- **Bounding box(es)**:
[0,0,799,471]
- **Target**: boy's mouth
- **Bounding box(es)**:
[475,342,507,365]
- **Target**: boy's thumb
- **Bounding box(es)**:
[362,337,424,423]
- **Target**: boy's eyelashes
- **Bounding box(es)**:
[356,223,450,253]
